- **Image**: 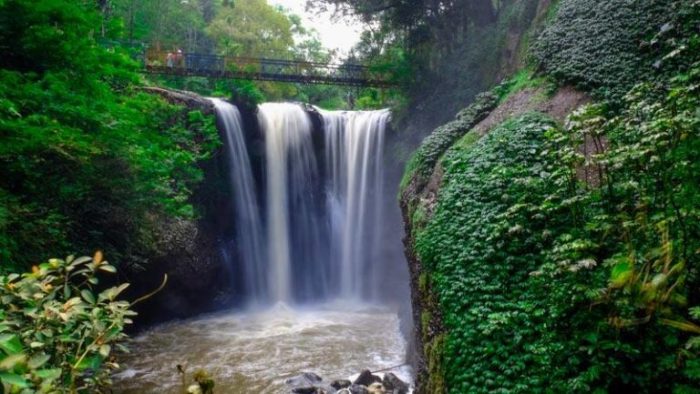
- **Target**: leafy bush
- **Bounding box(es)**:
[0,253,135,393]
[532,0,681,102]
[0,0,221,270]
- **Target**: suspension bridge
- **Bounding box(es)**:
[142,51,395,88]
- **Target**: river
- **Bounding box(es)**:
[113,303,411,393]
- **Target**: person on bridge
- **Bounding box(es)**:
[166,51,174,68]
[175,49,184,67]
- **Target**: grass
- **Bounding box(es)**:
[494,68,556,104]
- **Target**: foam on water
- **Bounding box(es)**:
[114,304,411,393]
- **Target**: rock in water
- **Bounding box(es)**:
[292,388,324,394]
[349,384,370,394]
[367,382,386,394]
[331,379,352,390]
[286,372,323,387]
[382,373,409,394]
[354,370,381,387]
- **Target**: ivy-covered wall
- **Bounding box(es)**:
[532,0,676,102]
[401,0,700,392]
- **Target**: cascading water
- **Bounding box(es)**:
[114,102,411,393]
[256,104,390,303]
[211,100,391,305]
[211,99,267,303]
[321,109,390,300]
[257,103,326,303]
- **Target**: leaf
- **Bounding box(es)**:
[99,344,111,358]
[81,289,95,304]
[68,256,92,270]
[659,318,700,334]
[29,342,44,349]
[93,250,103,264]
[98,264,117,274]
[76,355,102,371]
[610,261,633,288]
[0,334,23,355]
[0,354,26,370]
[99,283,130,302]
[0,372,29,388]
[28,353,50,369]
[689,307,700,320]
[63,297,82,310]
[34,368,61,380]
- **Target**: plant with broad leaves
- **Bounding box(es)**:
[0,252,136,393]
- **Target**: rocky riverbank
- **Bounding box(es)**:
[287,370,411,394]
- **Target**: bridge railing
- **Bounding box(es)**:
[143,50,392,87]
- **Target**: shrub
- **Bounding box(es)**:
[532,0,669,102]
[0,253,135,393]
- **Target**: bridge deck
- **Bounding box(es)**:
[143,51,394,88]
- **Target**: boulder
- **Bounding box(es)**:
[353,370,381,387]
[349,384,369,394]
[291,387,324,394]
[331,379,352,390]
[382,373,409,394]
[286,372,323,387]
[367,382,386,394]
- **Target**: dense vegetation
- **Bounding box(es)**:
[0,0,222,272]
[402,0,700,391]
[0,1,403,390]
[400,91,496,190]
[0,253,136,392]
[532,0,674,102]
[1,0,698,391]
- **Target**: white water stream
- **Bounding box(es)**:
[113,304,410,393]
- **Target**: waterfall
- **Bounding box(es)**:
[211,98,267,303]
[257,103,325,304]
[213,99,390,305]
[321,110,389,300]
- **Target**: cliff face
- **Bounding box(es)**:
[397,2,558,390]
[122,89,238,327]
[400,0,698,392]
[401,84,589,392]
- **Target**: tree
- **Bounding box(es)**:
[207,0,294,57]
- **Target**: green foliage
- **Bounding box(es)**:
[110,0,209,52]
[0,0,220,270]
[415,113,574,392]
[407,3,700,390]
[225,80,267,108]
[400,91,497,191]
[207,0,293,57]
[492,68,556,104]
[115,0,358,107]
[0,253,135,393]
[531,0,677,102]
